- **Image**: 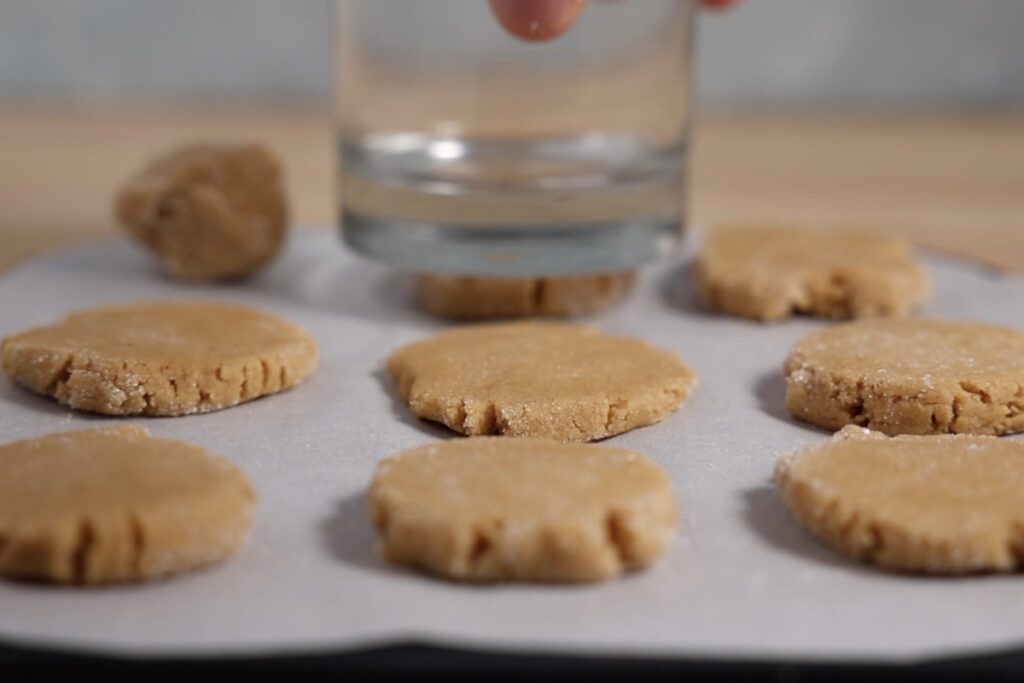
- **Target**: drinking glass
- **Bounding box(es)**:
[336,0,693,275]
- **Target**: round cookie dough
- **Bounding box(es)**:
[116,143,288,281]
[369,437,678,582]
[2,300,318,416]
[694,226,931,321]
[785,318,1024,436]
[416,271,635,320]
[0,426,255,584]
[775,425,1024,573]
[387,322,697,441]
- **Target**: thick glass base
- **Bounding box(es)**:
[341,213,680,276]
[339,131,686,275]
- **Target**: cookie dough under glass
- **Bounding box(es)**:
[415,272,635,319]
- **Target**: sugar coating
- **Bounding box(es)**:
[116,143,288,281]
[387,322,697,442]
[0,426,256,584]
[1,301,318,416]
[369,437,678,582]
[775,425,1024,573]
[694,226,931,321]
[416,272,635,320]
[785,318,1024,435]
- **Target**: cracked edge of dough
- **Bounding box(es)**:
[773,426,1024,573]
[1,329,318,417]
[693,249,932,322]
[783,350,1024,436]
[366,441,678,582]
[0,427,256,584]
[386,341,697,441]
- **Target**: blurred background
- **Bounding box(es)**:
[1,0,1021,273]
[1,0,1022,108]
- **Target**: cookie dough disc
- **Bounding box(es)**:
[694,226,931,321]
[416,272,635,320]
[785,318,1024,436]
[116,143,288,281]
[387,322,697,441]
[0,426,256,584]
[775,425,1024,573]
[2,301,318,416]
[369,437,678,582]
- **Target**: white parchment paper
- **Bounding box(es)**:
[1,231,1022,663]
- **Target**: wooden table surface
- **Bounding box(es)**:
[1,107,1021,274]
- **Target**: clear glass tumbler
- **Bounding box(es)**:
[335,0,693,275]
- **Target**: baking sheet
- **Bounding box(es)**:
[1,231,1023,663]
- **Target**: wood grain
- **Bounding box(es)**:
[0,107,1021,273]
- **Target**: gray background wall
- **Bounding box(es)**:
[1,0,1022,108]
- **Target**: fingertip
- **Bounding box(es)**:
[699,0,740,11]
[489,0,589,42]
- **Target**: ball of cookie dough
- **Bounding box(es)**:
[0,426,255,584]
[775,425,1024,574]
[416,272,635,320]
[369,437,678,582]
[116,143,288,280]
[387,322,697,441]
[694,226,931,321]
[785,318,1024,436]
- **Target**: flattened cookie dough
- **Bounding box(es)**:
[369,437,678,582]
[775,425,1024,573]
[785,318,1024,436]
[387,322,697,441]
[116,143,288,280]
[2,301,317,416]
[416,272,635,320]
[0,426,255,584]
[694,226,931,321]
